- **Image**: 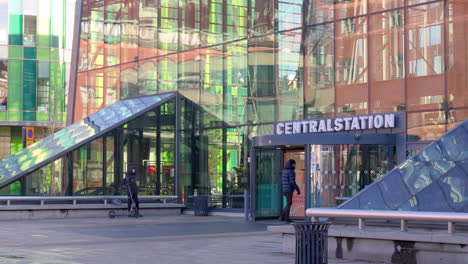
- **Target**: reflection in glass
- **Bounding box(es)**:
[335,17,368,115]
[304,24,334,118]
[406,3,445,111]
[369,11,405,113]
[447,0,468,108]
[277,30,303,121]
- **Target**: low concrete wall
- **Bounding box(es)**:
[0,203,184,220]
[268,225,468,264]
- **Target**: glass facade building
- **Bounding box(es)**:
[0,0,76,194]
[0,0,466,217]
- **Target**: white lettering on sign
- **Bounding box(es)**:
[274,114,397,135]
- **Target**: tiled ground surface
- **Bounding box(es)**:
[0,215,386,264]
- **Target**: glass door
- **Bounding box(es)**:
[283,150,306,218]
[310,144,393,208]
[254,148,282,218]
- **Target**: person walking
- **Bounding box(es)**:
[124,166,142,217]
[280,159,300,223]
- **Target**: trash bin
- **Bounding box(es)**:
[194,195,208,216]
[293,222,330,264]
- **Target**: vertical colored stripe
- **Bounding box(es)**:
[23,60,37,121]
[7,60,22,121]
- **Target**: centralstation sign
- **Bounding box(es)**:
[275,113,396,135]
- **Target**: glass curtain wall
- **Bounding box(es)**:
[74,0,468,208]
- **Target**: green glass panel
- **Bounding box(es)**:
[9,181,21,195]
[51,48,60,61]
[37,48,51,60]
[24,47,37,59]
[37,112,49,121]
[8,46,22,58]
[8,11,22,45]
[7,60,22,121]
[0,112,6,120]
[11,137,22,154]
[23,60,37,121]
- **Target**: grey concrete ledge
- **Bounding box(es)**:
[0,203,185,211]
[268,224,468,245]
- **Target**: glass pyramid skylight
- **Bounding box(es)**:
[340,119,468,212]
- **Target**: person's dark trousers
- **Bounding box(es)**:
[280,192,293,221]
[127,192,139,212]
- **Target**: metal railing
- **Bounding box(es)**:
[0,195,179,207]
[306,208,468,234]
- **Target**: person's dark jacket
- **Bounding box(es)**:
[124,166,138,194]
[281,160,299,193]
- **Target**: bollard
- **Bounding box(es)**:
[293,222,330,264]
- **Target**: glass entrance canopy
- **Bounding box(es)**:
[0,92,176,190]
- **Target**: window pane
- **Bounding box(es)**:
[105,0,121,66]
[335,0,367,20]
[139,60,158,96]
[225,40,248,126]
[248,35,276,123]
[369,11,405,113]
[335,17,368,116]
[304,0,334,25]
[23,15,37,46]
[37,61,50,117]
[139,0,158,58]
[178,49,200,103]
[407,111,446,142]
[201,46,223,127]
[277,30,303,121]
[251,0,275,36]
[159,0,178,53]
[304,23,334,118]
[180,0,200,50]
[226,0,248,42]
[406,3,445,111]
[278,0,302,31]
[447,109,468,131]
[104,65,120,105]
[368,0,403,13]
[121,0,138,63]
[88,3,104,69]
[120,62,138,98]
[447,0,468,108]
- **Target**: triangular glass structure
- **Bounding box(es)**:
[340,119,468,212]
[0,92,176,188]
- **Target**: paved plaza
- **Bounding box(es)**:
[0,215,385,264]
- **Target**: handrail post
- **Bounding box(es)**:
[311,216,318,223]
[400,219,408,232]
[358,218,365,230]
[448,221,455,234]
[7,200,10,206]
[40,200,44,206]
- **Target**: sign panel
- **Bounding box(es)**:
[275,113,396,135]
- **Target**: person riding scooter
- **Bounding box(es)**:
[124,166,142,217]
